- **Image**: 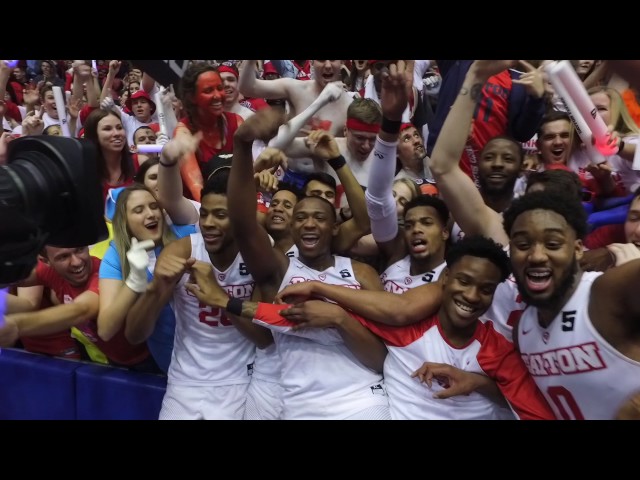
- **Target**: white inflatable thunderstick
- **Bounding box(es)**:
[154,91,168,137]
[545,61,605,165]
[546,60,617,157]
[52,86,71,137]
[268,81,343,151]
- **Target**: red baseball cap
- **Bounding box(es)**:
[126,90,156,115]
[263,62,279,78]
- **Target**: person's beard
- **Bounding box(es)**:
[478,173,517,198]
[515,255,579,309]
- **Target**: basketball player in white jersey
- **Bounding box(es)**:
[257,131,371,256]
[143,172,271,420]
[277,235,554,420]
[226,139,296,419]
[379,195,449,294]
[226,109,390,420]
[351,62,449,293]
[338,60,449,293]
[503,190,640,419]
[234,124,362,419]
[270,65,551,419]
[295,129,371,254]
[276,61,524,340]
[420,60,547,340]
[273,61,447,326]
[345,62,449,294]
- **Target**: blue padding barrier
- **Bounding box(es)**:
[0,348,167,420]
[584,194,634,232]
[589,203,631,231]
[75,364,166,420]
[0,348,80,420]
[599,193,634,211]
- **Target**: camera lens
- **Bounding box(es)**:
[0,135,108,284]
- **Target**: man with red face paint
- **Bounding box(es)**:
[175,63,245,201]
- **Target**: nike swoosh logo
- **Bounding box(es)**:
[522,328,532,335]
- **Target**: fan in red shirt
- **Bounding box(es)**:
[0,245,149,368]
[0,246,100,357]
[175,63,244,201]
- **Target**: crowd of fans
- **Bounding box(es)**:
[1,59,640,420]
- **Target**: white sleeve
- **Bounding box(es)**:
[365,137,399,243]
[413,60,431,92]
[142,81,160,97]
[252,139,267,162]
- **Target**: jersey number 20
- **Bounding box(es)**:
[199,303,232,327]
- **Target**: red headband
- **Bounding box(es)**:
[218,65,239,79]
[400,123,414,132]
[346,118,381,133]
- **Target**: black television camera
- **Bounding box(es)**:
[0,135,108,285]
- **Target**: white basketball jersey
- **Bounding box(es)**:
[518,271,640,419]
[251,344,280,383]
[479,245,526,342]
[273,255,389,419]
[381,256,445,294]
[251,244,296,384]
[167,234,256,386]
[367,317,516,420]
[251,243,297,383]
[285,244,299,258]
[481,275,526,341]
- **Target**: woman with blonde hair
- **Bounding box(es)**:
[391,177,422,216]
[589,86,640,135]
[98,184,177,373]
[587,85,640,195]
